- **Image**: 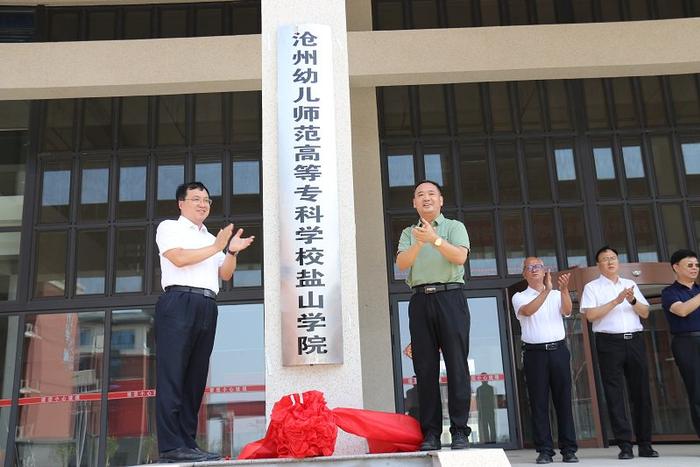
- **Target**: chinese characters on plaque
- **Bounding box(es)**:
[278,24,343,365]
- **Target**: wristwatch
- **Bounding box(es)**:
[433,237,443,247]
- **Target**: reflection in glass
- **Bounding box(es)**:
[661,204,689,256]
[386,148,416,209]
[107,309,157,466]
[669,75,700,125]
[156,156,184,218]
[682,140,700,196]
[640,76,667,127]
[34,231,67,297]
[232,224,262,287]
[611,78,638,128]
[495,142,520,202]
[651,136,679,196]
[232,159,262,215]
[423,149,453,205]
[0,103,28,226]
[15,312,104,467]
[630,206,658,262]
[0,232,21,300]
[554,143,579,200]
[202,304,265,457]
[593,145,619,198]
[524,140,551,201]
[42,100,75,151]
[0,315,19,464]
[689,205,700,253]
[232,92,262,143]
[390,215,417,281]
[466,212,497,276]
[454,83,483,134]
[517,81,543,131]
[489,83,512,132]
[118,160,147,219]
[195,94,224,144]
[532,209,557,270]
[546,80,572,130]
[120,97,149,147]
[80,159,110,221]
[116,229,146,293]
[40,159,72,223]
[621,142,648,197]
[584,79,609,129]
[561,208,587,268]
[502,210,525,275]
[157,95,186,146]
[82,98,112,150]
[460,142,491,204]
[599,206,628,262]
[76,230,107,295]
[381,87,412,137]
[418,85,447,135]
[196,156,223,216]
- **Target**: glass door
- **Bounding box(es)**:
[392,290,518,449]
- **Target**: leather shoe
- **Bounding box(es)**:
[450,431,469,450]
[562,452,579,463]
[618,446,634,460]
[159,447,208,463]
[638,445,659,458]
[419,433,441,451]
[536,452,553,464]
[194,446,222,460]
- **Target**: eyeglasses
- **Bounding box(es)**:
[598,256,618,263]
[683,263,700,268]
[525,264,545,273]
[184,197,213,206]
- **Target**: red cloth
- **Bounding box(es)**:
[238,390,422,459]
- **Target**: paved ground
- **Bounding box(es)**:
[506,444,700,467]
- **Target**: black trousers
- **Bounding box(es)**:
[409,288,471,437]
[595,333,653,447]
[155,289,218,453]
[523,345,577,456]
[672,334,700,437]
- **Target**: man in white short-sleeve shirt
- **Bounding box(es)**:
[154,181,254,463]
[580,246,658,460]
[512,257,578,464]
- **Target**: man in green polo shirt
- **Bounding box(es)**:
[397,180,471,451]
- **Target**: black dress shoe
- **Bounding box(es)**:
[159,447,208,463]
[562,452,579,463]
[419,433,441,451]
[638,445,659,458]
[618,446,634,460]
[194,446,222,460]
[536,452,553,464]
[450,431,469,450]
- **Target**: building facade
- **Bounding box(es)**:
[1,0,700,465]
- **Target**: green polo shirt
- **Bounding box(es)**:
[397,214,470,288]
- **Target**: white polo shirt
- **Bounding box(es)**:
[512,287,567,344]
[156,216,225,293]
[580,275,649,334]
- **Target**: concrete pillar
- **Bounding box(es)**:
[261,0,365,454]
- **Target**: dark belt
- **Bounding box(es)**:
[165,285,217,300]
[674,330,700,337]
[412,283,463,294]
[522,339,565,351]
[596,331,641,340]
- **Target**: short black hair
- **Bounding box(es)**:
[414,179,442,195]
[670,249,698,266]
[595,245,619,262]
[176,182,209,201]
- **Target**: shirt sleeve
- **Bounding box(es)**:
[448,221,470,249]
[156,220,181,255]
[579,283,597,312]
[661,287,678,313]
[397,226,413,253]
[511,292,526,319]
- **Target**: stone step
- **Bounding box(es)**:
[142,449,510,467]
